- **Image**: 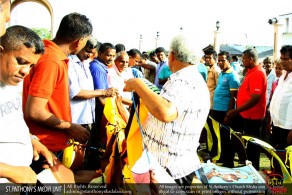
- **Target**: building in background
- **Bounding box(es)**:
[280,13,292,46]
[202,44,273,63]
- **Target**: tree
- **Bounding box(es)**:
[31,28,51,40]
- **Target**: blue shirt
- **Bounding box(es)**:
[197,63,208,81]
[158,64,172,80]
[154,60,168,89]
[132,67,144,78]
[89,58,109,90]
[68,55,95,124]
[213,68,240,111]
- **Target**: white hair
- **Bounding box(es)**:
[115,51,128,60]
[169,35,199,65]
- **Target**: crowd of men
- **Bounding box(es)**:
[1,0,292,191]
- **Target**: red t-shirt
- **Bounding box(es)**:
[23,40,71,152]
[237,65,267,119]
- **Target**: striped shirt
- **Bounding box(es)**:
[143,66,210,179]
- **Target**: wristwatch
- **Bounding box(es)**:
[30,135,39,141]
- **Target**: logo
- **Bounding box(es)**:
[266,174,287,194]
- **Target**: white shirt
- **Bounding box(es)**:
[0,85,33,183]
[266,69,277,106]
[68,55,95,124]
[270,72,292,129]
[108,65,133,101]
[143,65,210,179]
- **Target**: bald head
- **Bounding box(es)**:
[115,51,128,61]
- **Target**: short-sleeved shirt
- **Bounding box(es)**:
[0,85,33,183]
[270,72,292,129]
[68,55,95,124]
[131,67,144,78]
[207,64,221,109]
[213,68,240,111]
[108,64,133,100]
[237,65,267,119]
[143,65,210,179]
[22,40,71,152]
[158,64,172,80]
[266,69,277,106]
[197,63,208,81]
[154,60,168,89]
[89,59,109,90]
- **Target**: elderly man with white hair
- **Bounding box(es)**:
[124,35,210,187]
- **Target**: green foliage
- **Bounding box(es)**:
[31,28,51,40]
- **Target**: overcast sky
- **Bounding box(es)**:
[10,0,291,52]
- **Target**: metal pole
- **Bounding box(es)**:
[139,35,142,51]
[214,21,220,53]
[244,33,248,48]
[268,18,282,60]
[155,31,159,48]
[213,31,220,54]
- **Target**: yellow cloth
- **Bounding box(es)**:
[103,97,127,148]
[286,146,292,177]
[242,136,292,183]
[126,99,149,170]
[204,116,221,161]
[103,97,127,183]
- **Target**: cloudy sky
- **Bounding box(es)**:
[10,0,291,52]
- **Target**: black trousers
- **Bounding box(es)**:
[270,125,290,150]
[221,114,263,170]
[211,110,226,124]
[81,123,101,170]
[241,117,263,170]
[211,110,235,168]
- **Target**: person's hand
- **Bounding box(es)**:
[104,88,119,97]
[7,166,37,184]
[223,115,230,125]
[124,78,136,92]
[136,61,145,67]
[31,139,57,167]
[224,109,238,125]
[68,123,90,144]
[226,109,238,118]
[116,95,122,102]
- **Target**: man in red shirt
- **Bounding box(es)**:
[225,48,267,170]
